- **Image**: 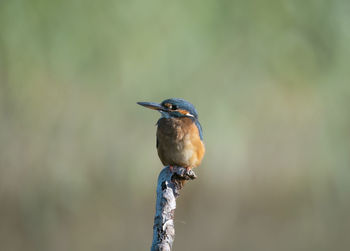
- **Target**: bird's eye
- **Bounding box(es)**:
[172,105,177,110]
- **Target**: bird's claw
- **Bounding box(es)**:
[170,166,197,180]
[184,168,197,180]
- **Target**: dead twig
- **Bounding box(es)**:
[151,166,196,251]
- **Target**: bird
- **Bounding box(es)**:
[137,98,205,173]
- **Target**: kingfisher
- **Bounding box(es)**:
[137,98,205,172]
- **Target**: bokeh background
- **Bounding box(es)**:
[1,0,350,250]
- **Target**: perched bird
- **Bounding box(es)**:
[137,98,205,172]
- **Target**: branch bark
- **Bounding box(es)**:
[151,166,197,251]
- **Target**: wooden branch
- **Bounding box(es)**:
[151,166,197,251]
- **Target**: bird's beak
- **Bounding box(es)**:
[137,101,165,111]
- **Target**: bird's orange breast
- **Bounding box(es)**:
[156,117,205,168]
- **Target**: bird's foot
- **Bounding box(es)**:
[170,166,197,180]
[184,168,197,180]
[183,167,196,180]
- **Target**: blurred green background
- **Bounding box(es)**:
[1,0,350,250]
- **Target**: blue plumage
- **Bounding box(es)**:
[160,98,198,118]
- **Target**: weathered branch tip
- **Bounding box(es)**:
[151,166,197,251]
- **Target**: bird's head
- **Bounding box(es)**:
[137,98,198,119]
